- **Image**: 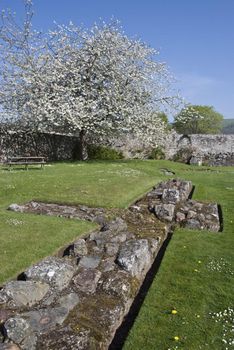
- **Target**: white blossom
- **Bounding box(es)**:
[0,2,182,158]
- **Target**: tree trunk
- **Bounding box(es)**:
[77,129,88,161]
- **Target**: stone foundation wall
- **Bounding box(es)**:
[0,179,220,349]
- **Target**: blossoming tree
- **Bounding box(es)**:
[0,1,180,159]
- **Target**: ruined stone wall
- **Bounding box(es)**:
[189,134,234,154]
[0,179,220,349]
[164,133,234,166]
[107,132,234,166]
[189,134,234,166]
[0,128,234,165]
[162,133,233,157]
[0,128,78,162]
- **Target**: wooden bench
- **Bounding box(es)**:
[5,156,46,170]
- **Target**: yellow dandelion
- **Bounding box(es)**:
[198,260,202,264]
[196,314,200,318]
[171,309,177,315]
[194,269,199,272]
[174,336,180,341]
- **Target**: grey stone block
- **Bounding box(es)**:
[25,257,75,291]
[117,239,151,277]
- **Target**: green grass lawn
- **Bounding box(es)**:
[123,164,234,350]
[0,160,233,349]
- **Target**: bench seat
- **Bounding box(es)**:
[5,157,46,170]
[7,161,46,165]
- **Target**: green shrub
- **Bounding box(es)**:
[149,146,165,160]
[87,144,124,160]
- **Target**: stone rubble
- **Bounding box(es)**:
[150,179,220,232]
[177,200,220,232]
[1,179,221,349]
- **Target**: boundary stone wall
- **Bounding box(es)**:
[0,128,234,165]
[0,128,78,162]
[166,133,234,166]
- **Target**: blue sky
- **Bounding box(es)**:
[1,0,234,119]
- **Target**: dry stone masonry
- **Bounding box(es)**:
[0,128,234,166]
[176,200,220,231]
[0,128,78,162]
[148,179,220,232]
[164,133,234,166]
[1,179,221,349]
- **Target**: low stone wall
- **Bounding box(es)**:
[0,207,168,349]
[0,179,220,349]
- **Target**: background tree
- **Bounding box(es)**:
[173,105,224,134]
[222,119,234,134]
[0,1,180,159]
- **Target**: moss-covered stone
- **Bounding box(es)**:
[66,293,125,346]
